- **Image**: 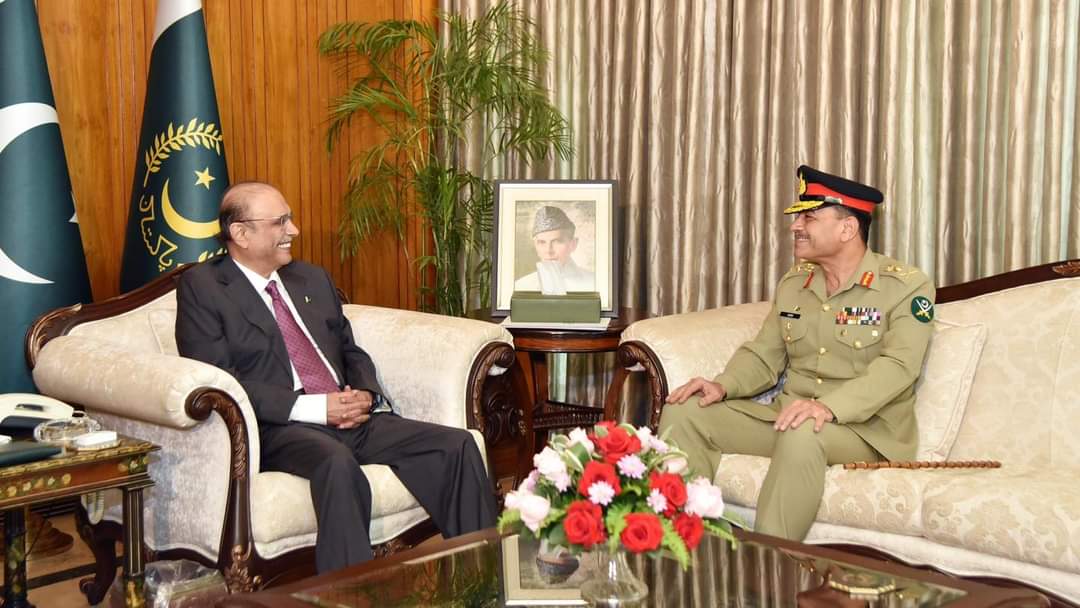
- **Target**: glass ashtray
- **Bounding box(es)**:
[34,414,102,449]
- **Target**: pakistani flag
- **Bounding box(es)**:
[119,0,229,292]
[0,0,93,392]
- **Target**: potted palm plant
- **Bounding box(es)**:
[318,1,572,316]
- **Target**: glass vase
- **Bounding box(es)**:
[579,546,649,608]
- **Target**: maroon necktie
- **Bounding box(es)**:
[265,280,339,394]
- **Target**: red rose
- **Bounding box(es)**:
[563,500,606,548]
[594,421,617,434]
[578,460,621,497]
[673,513,704,550]
[620,513,664,553]
[649,472,687,516]
[592,425,642,465]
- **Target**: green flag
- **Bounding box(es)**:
[120,0,229,292]
[0,0,93,392]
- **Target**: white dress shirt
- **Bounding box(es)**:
[234,261,337,425]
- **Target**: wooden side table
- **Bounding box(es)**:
[0,437,158,608]
[502,308,648,457]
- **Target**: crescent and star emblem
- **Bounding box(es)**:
[161,178,219,239]
[137,117,224,270]
[911,296,934,323]
[0,102,75,285]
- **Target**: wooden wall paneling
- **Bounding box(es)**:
[38,0,436,307]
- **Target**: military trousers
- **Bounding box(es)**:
[658,397,879,541]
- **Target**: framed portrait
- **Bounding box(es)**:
[501,535,591,606]
[492,180,618,317]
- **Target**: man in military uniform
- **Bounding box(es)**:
[515,205,595,293]
[659,165,935,541]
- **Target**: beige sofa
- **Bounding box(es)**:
[617,259,1080,604]
[26,265,516,598]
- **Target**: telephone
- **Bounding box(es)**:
[0,393,74,431]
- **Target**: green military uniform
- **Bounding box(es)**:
[660,166,936,541]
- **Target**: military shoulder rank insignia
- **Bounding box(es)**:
[836,307,881,325]
[911,296,934,323]
[883,263,923,281]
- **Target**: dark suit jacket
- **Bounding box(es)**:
[175,256,385,428]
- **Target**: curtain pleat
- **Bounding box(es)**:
[441,0,1080,420]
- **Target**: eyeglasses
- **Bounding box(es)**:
[236,213,292,228]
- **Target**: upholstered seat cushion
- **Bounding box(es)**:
[719,456,1080,575]
[923,465,1080,574]
[715,454,935,536]
[248,429,486,559]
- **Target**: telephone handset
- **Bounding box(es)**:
[0,393,75,430]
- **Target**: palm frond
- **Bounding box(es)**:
[321,0,572,315]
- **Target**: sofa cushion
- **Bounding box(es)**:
[922,466,1080,574]
[715,454,935,537]
[913,320,987,461]
[250,464,423,545]
[248,429,486,554]
[937,279,1079,466]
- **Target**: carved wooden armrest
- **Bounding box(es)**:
[616,340,670,430]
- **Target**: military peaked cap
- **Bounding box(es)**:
[784,165,884,215]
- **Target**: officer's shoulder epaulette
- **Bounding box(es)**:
[780,261,817,282]
[879,260,929,284]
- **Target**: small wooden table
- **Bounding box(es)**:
[0,437,158,608]
[500,308,648,456]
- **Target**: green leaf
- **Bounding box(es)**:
[496,509,521,534]
[318,0,572,316]
[660,518,691,570]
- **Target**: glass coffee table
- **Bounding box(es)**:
[219,528,1048,607]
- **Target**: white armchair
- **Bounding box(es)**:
[26,264,517,599]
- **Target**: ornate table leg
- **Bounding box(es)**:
[3,506,34,608]
[121,486,148,608]
[525,351,549,453]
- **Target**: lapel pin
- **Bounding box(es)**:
[304,296,311,303]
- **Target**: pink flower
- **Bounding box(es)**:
[646,489,667,514]
[617,454,647,479]
[664,456,689,474]
[568,428,595,454]
[519,470,539,494]
[534,447,568,486]
[516,493,552,533]
[685,477,725,519]
[649,436,671,453]
[634,427,655,452]
[550,471,572,491]
[587,481,616,506]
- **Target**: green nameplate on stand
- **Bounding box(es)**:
[511,291,601,323]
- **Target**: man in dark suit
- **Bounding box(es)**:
[175,181,497,573]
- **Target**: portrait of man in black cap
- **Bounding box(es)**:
[514,203,595,293]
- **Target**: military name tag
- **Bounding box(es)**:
[836,307,881,325]
[779,311,801,319]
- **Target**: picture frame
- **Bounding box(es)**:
[501,535,592,606]
[491,180,619,317]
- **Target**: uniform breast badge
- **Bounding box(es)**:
[836,307,881,325]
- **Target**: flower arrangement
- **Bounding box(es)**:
[497,422,740,569]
